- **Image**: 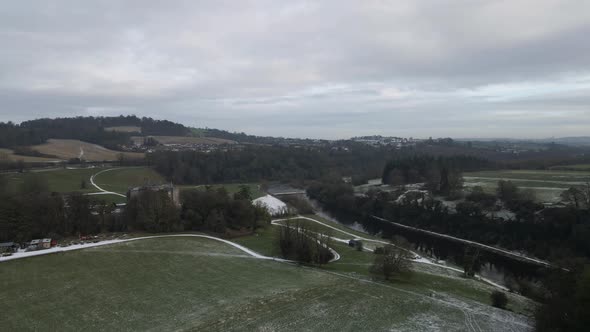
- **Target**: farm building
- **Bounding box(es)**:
[127,184,180,206]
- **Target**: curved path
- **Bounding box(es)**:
[0,234,284,263]
[88,168,128,198]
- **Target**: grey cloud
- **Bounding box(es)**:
[0,1,589,138]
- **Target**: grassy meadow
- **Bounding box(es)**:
[463,169,590,202]
[1,167,164,204]
[0,236,533,331]
[91,167,165,194]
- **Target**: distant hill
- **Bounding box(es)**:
[0,115,190,151]
[131,135,236,146]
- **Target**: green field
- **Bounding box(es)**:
[1,166,165,205]
[92,167,165,194]
[464,169,590,202]
[0,236,532,331]
[2,167,102,193]
[550,164,590,171]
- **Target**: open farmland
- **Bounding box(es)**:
[132,135,236,145]
[0,148,61,163]
[0,236,532,331]
[30,139,144,161]
[464,169,590,203]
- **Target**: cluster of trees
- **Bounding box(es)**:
[382,155,489,196]
[307,177,355,214]
[180,187,270,233]
[561,183,590,209]
[140,118,189,136]
[126,186,270,234]
[279,195,314,214]
[0,175,124,242]
[0,176,271,243]
[370,242,412,280]
[0,115,189,151]
[276,220,333,264]
[125,191,181,233]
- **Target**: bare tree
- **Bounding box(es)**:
[370,244,411,280]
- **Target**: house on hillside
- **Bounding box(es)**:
[127,184,180,206]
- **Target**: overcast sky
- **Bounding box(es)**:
[0,1,589,139]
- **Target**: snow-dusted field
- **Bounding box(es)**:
[1,236,532,331]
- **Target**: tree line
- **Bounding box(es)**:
[0,176,270,243]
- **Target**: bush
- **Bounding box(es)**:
[280,195,314,214]
[355,240,363,252]
[490,291,508,309]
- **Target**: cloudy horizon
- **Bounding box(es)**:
[1,1,589,139]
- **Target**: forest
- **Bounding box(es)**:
[147,143,392,185]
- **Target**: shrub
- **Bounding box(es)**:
[490,291,508,309]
